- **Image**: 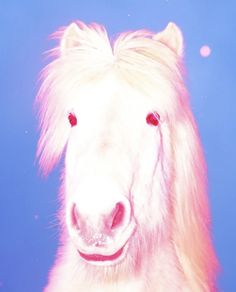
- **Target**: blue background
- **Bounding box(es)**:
[0,1,235,291]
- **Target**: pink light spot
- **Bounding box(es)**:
[34,214,39,220]
[200,45,211,57]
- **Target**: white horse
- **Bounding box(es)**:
[36,21,218,292]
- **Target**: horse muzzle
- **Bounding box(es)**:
[67,196,136,266]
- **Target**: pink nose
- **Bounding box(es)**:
[69,200,130,246]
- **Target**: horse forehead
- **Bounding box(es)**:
[74,80,146,125]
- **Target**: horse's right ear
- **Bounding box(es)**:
[60,23,81,54]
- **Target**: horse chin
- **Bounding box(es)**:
[77,243,129,266]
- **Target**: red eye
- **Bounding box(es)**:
[68,113,77,127]
[146,112,160,126]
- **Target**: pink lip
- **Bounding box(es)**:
[78,246,124,262]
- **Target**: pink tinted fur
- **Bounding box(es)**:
[36,21,218,291]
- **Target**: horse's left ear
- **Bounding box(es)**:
[60,22,80,54]
[153,22,184,56]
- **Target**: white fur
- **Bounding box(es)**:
[36,21,218,292]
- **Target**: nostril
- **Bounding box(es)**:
[111,202,125,229]
[71,203,80,229]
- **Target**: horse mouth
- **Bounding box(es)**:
[78,244,128,266]
[75,220,136,266]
